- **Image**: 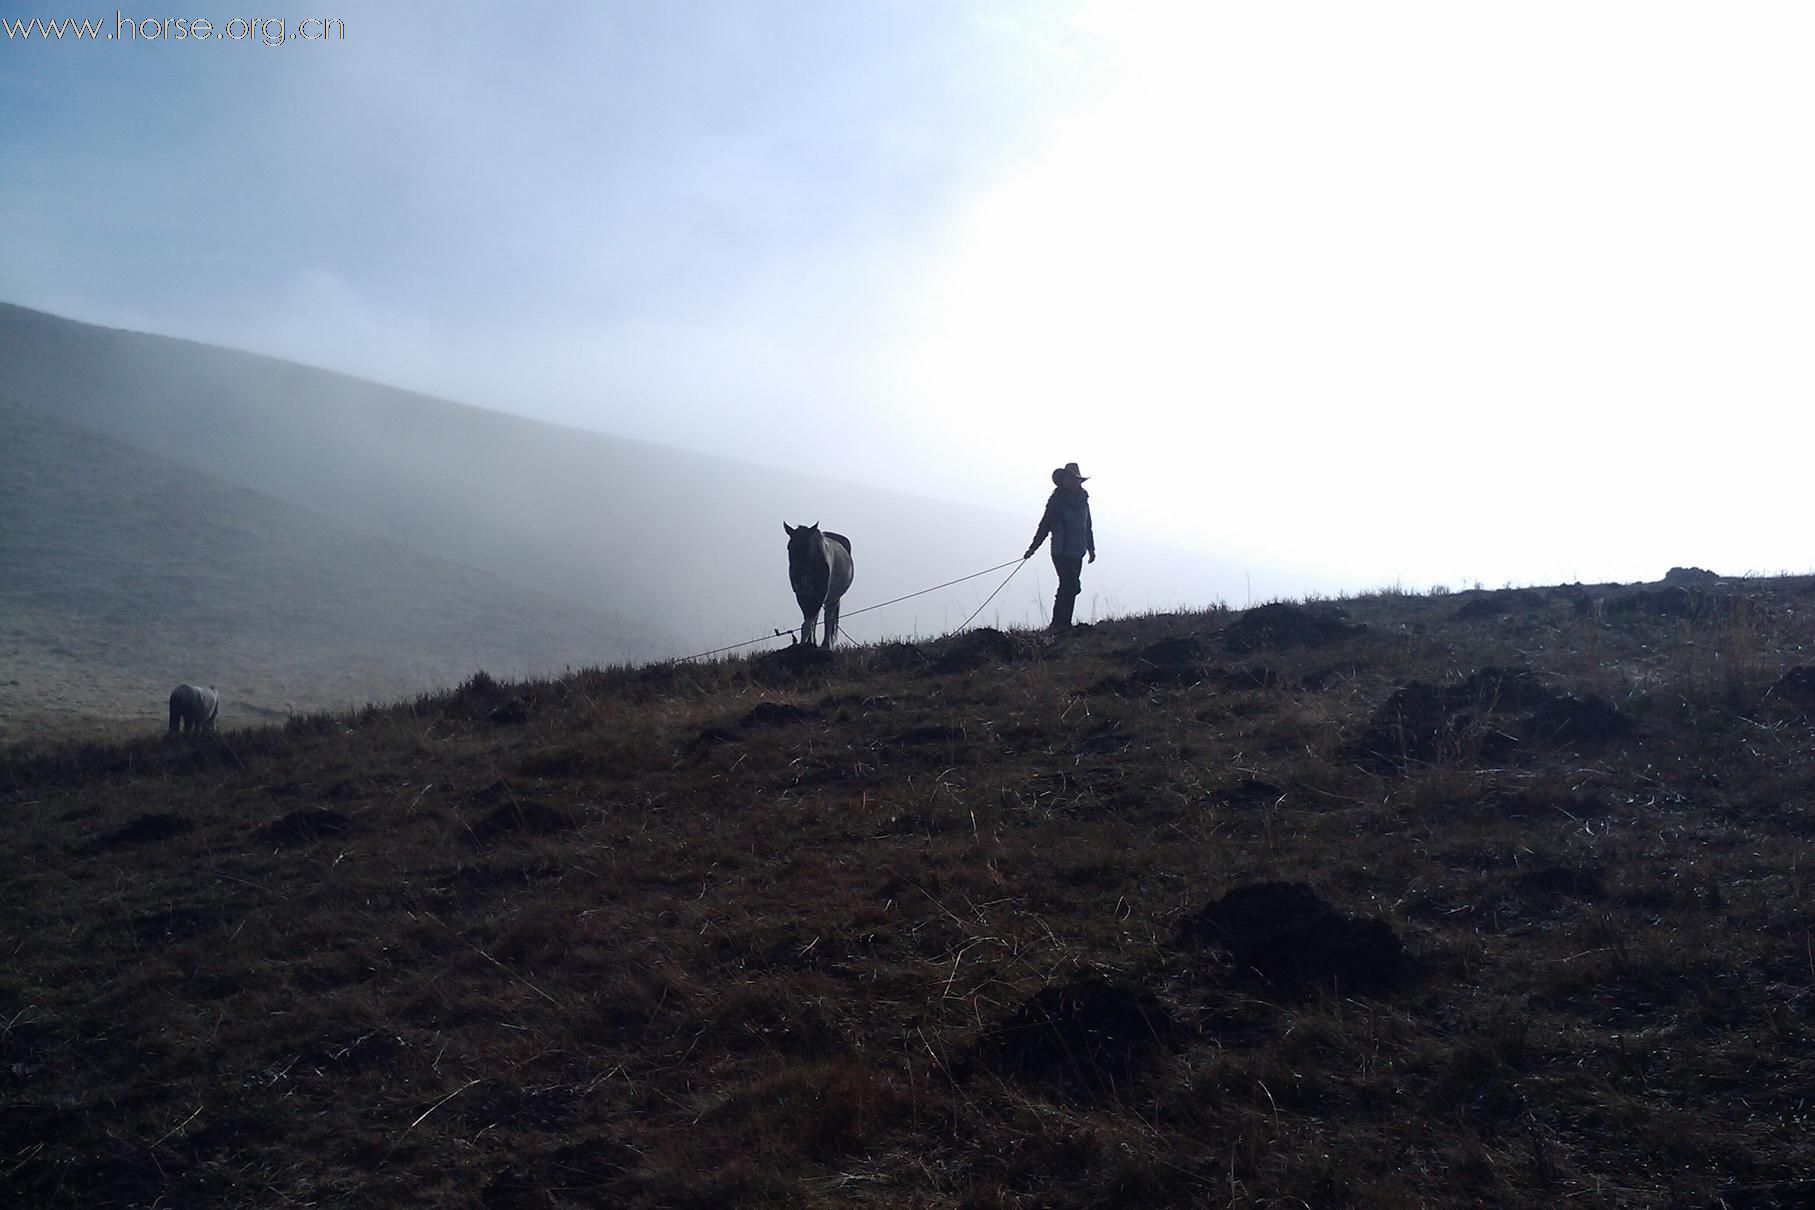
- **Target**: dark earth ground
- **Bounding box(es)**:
[4,573,1815,1206]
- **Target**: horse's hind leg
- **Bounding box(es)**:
[823,600,840,649]
[800,609,819,647]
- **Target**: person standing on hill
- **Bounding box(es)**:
[1023,462,1096,629]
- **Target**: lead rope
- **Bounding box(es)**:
[670,556,1027,663]
[954,557,1030,633]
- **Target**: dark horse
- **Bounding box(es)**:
[784,522,854,648]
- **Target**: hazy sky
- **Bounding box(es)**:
[5,1,1813,594]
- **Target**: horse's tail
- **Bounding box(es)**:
[826,532,852,556]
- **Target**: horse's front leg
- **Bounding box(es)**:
[800,607,820,647]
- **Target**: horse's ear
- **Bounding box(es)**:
[783,522,796,536]
[811,521,820,532]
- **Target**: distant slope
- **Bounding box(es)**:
[0,304,1258,656]
[0,398,655,740]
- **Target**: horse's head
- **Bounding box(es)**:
[784,521,823,567]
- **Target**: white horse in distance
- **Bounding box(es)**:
[168,684,219,733]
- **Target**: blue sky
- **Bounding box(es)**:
[6,1,1815,595]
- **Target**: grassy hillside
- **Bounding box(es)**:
[0,398,656,743]
[4,575,1813,1205]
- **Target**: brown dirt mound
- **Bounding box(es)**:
[1604,585,1732,622]
[1526,694,1629,745]
[930,627,1019,674]
[687,725,740,753]
[740,702,820,728]
[91,811,193,850]
[1560,586,1596,615]
[869,642,929,673]
[1452,589,1545,621]
[1342,667,1626,773]
[1175,881,1405,994]
[1341,681,1519,774]
[972,973,1179,1104]
[1222,603,1365,654]
[1132,635,1210,685]
[465,799,580,845]
[748,643,836,684]
[1448,666,1558,712]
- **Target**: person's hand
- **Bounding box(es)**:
[1087,551,1096,564]
[1023,547,1036,560]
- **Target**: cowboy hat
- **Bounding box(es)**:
[1051,462,1089,486]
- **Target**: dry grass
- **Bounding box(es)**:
[5,579,1815,1206]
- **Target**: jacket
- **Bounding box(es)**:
[1029,486,1095,559]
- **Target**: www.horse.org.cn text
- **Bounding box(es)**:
[1,14,346,46]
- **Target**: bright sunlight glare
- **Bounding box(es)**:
[901,2,1815,589]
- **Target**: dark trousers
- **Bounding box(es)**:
[1051,553,1083,628]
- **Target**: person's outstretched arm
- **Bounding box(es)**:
[1025,497,1057,558]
